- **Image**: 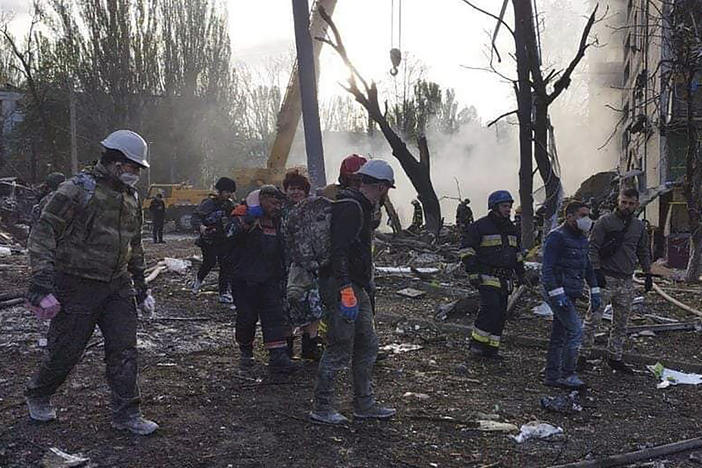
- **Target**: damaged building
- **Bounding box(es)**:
[617,0,702,267]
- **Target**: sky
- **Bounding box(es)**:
[2,0,621,217]
[228,0,517,120]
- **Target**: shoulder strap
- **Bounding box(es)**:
[334,198,364,240]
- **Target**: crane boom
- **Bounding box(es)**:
[267,0,338,170]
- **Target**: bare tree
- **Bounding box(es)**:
[463,0,599,248]
[317,6,443,234]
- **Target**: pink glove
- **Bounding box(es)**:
[26,294,61,320]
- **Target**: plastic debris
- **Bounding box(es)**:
[0,246,11,257]
[403,392,430,400]
[381,343,423,354]
[41,447,89,468]
[540,391,583,414]
[512,421,564,443]
[375,266,440,275]
[647,362,702,388]
[477,420,519,433]
[164,257,191,274]
[532,302,553,317]
[396,288,426,299]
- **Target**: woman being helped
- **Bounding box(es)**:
[282,169,324,360]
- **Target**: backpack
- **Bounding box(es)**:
[283,196,362,272]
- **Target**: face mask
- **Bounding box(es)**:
[119,172,139,187]
[576,216,593,233]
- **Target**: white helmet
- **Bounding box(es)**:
[101,130,149,168]
[356,159,395,188]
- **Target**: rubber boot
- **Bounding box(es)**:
[301,333,322,361]
[268,348,300,374]
[112,416,159,435]
[239,345,255,369]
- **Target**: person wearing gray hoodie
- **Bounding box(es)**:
[581,188,652,373]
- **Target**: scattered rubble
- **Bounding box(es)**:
[40,447,89,468]
[512,422,564,443]
[540,391,583,414]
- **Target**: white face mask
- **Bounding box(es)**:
[119,172,140,187]
[576,216,593,233]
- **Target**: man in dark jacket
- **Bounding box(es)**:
[310,159,397,425]
[456,198,474,233]
[192,177,236,303]
[581,188,651,373]
[227,185,298,373]
[541,201,600,389]
[149,193,166,244]
[460,190,529,358]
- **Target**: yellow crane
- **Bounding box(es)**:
[231,0,338,194]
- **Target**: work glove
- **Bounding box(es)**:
[590,288,602,311]
[644,275,654,293]
[137,289,156,317]
[26,292,61,320]
[468,274,481,289]
[339,286,359,322]
[595,269,607,289]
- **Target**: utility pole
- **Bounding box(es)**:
[291,0,327,189]
[69,79,78,175]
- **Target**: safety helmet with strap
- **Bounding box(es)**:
[101,130,149,168]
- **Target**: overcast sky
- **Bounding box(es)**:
[2,0,522,119]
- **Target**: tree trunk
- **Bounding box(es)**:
[684,71,702,282]
[374,118,442,234]
[519,0,562,234]
[533,99,561,231]
[513,0,535,249]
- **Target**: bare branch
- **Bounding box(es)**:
[489,0,510,64]
[547,5,599,104]
[487,109,518,127]
[459,0,515,38]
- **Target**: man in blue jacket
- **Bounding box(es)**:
[541,201,601,389]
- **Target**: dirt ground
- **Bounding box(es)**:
[1,232,701,467]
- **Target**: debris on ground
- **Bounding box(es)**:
[512,421,564,443]
[396,288,426,299]
[476,420,519,433]
[402,392,430,400]
[647,362,702,388]
[435,296,478,321]
[380,343,423,354]
[40,447,89,468]
[540,391,583,414]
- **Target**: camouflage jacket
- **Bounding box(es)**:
[28,162,146,291]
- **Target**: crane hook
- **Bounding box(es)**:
[389,48,402,76]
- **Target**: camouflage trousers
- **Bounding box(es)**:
[582,275,634,360]
[25,273,141,422]
[313,280,378,413]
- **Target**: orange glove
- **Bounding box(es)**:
[339,286,359,322]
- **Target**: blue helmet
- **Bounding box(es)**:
[488,190,514,210]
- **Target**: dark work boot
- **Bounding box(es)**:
[239,346,255,369]
[268,348,301,374]
[301,333,322,361]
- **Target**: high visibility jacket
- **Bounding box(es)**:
[460,212,524,288]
